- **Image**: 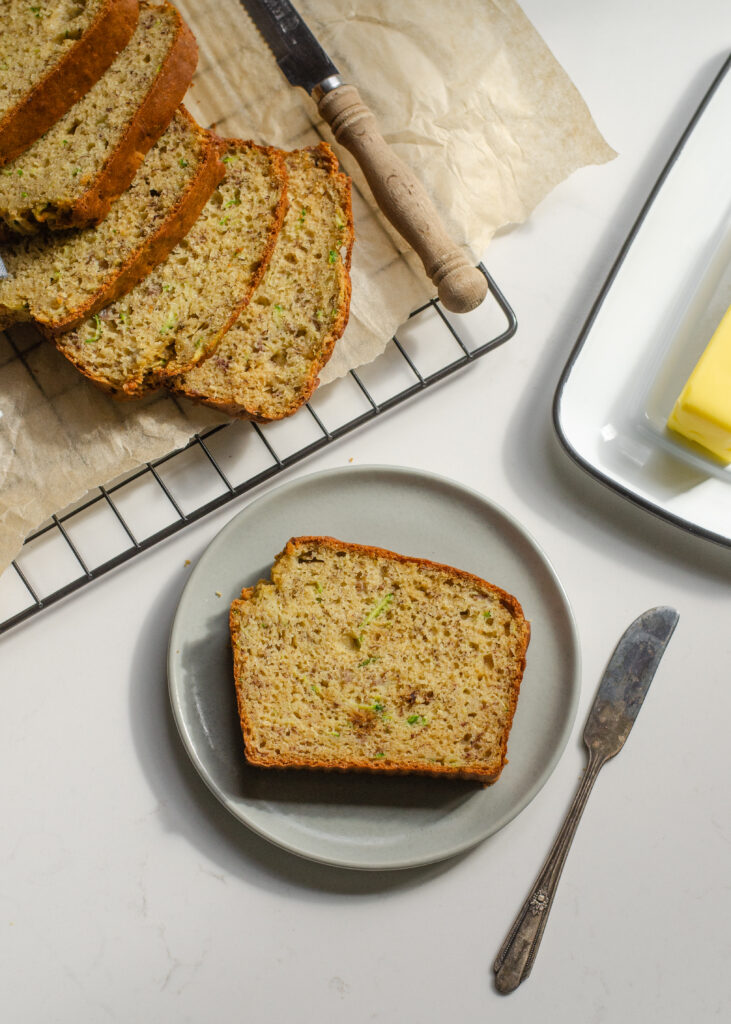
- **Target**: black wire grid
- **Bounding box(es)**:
[0,266,515,636]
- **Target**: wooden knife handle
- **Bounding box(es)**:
[318,84,487,314]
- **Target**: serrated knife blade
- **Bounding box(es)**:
[241,0,338,94]
[237,0,488,313]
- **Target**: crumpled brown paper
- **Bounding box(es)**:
[0,0,614,575]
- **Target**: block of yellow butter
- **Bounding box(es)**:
[667,302,731,462]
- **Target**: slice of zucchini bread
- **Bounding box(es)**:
[54,140,288,396]
[0,0,196,233]
[230,537,531,784]
[172,142,353,421]
[0,0,140,166]
[0,108,223,334]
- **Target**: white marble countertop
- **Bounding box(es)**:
[2,2,730,1021]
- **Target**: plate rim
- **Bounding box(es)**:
[552,52,731,550]
[167,463,581,871]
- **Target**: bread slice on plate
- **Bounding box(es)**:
[0,108,223,334]
[172,142,353,421]
[0,0,140,166]
[55,139,288,396]
[0,0,196,233]
[230,536,531,785]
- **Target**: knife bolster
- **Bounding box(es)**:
[311,74,343,101]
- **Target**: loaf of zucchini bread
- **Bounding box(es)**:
[0,0,140,166]
[1,2,357,422]
[0,107,223,333]
[230,537,530,784]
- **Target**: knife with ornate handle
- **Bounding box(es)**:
[493,605,680,994]
[238,0,488,314]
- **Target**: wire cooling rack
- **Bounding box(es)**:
[0,265,515,636]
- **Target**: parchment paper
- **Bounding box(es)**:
[0,0,614,575]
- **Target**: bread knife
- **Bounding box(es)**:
[494,605,680,993]
[238,0,488,314]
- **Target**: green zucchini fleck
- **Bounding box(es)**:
[407,714,427,726]
[83,314,102,344]
[362,593,393,626]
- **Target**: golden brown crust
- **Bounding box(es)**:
[60,1,198,229]
[36,109,225,336]
[171,142,354,421]
[230,536,531,786]
[0,0,141,167]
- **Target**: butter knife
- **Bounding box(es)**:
[239,0,488,314]
[494,605,680,994]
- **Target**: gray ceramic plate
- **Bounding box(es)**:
[168,465,580,870]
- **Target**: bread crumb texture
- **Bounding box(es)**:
[0,1,178,231]
[0,1,106,122]
[231,537,531,784]
[55,139,287,394]
[175,142,353,421]
[0,108,214,330]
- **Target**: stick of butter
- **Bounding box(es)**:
[667,302,731,462]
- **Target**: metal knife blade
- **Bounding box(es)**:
[583,605,679,760]
[240,0,339,94]
[494,605,679,993]
[0,252,8,280]
[237,0,489,313]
